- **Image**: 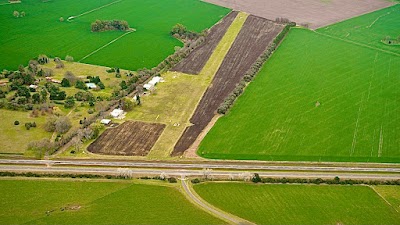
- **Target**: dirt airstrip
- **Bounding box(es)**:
[203,0,394,29]
[172,11,239,74]
[88,121,165,156]
[172,15,283,156]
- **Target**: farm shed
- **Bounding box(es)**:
[110,108,124,118]
[86,83,97,89]
[100,119,111,125]
[143,83,153,90]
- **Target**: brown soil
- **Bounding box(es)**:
[203,0,393,29]
[172,16,283,156]
[88,121,165,156]
[172,11,238,74]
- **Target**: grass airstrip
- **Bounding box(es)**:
[0,0,230,70]
[194,182,400,225]
[0,179,223,225]
[199,24,400,162]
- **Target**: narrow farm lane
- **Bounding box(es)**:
[180,178,254,225]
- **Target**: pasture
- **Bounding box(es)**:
[0,0,230,70]
[194,182,400,224]
[0,179,223,225]
[318,4,400,55]
[199,28,400,162]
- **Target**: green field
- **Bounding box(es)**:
[0,179,223,225]
[199,28,400,162]
[318,4,400,55]
[194,183,400,225]
[0,0,230,70]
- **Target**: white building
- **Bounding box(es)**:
[100,119,111,125]
[86,83,97,89]
[110,108,124,118]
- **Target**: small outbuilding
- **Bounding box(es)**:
[110,108,124,118]
[100,119,111,125]
[86,83,97,89]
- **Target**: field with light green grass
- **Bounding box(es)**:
[318,4,400,55]
[0,109,51,154]
[194,182,400,225]
[0,179,223,225]
[0,0,230,70]
[199,28,400,162]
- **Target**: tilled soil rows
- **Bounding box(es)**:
[172,16,283,156]
[88,121,165,156]
[203,0,393,29]
[172,11,238,74]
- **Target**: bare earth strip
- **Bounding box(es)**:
[172,11,238,74]
[203,0,394,29]
[88,121,165,156]
[173,16,283,156]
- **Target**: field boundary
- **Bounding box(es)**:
[370,186,400,213]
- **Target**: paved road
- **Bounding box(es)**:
[1,159,400,173]
[180,179,251,224]
[1,165,399,180]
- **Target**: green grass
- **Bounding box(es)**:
[0,179,223,225]
[0,0,230,70]
[194,182,400,225]
[0,109,51,154]
[318,4,400,55]
[374,186,400,213]
[199,28,400,162]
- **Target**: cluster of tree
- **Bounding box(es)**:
[0,171,134,180]
[382,36,400,45]
[45,83,66,100]
[54,57,64,69]
[13,10,25,18]
[88,76,105,89]
[170,23,203,40]
[218,23,296,114]
[44,116,72,134]
[91,20,130,32]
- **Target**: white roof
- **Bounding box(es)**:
[100,119,111,124]
[143,83,153,90]
[110,108,124,118]
[86,83,97,89]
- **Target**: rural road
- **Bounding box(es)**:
[1,159,400,173]
[0,165,399,180]
[180,178,254,225]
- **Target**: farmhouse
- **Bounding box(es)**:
[110,108,124,118]
[86,83,97,89]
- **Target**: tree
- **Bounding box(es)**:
[55,116,71,134]
[40,89,48,102]
[20,11,25,17]
[61,78,70,87]
[44,116,57,132]
[75,80,87,90]
[59,17,64,22]
[135,94,141,105]
[32,93,40,104]
[65,55,74,62]
[97,82,105,89]
[121,97,134,111]
[252,173,262,183]
[64,96,75,108]
[27,138,54,159]
[120,80,127,90]
[17,86,31,98]
[37,54,49,64]
[171,23,187,36]
[13,11,19,18]
[64,71,77,84]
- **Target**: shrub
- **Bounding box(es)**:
[167,177,177,183]
[65,55,74,62]
[14,120,19,125]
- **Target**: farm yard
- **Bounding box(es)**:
[0,179,223,225]
[173,15,283,156]
[194,182,400,225]
[88,121,165,156]
[199,27,400,162]
[203,0,394,29]
[318,4,400,55]
[172,11,238,75]
[0,0,230,70]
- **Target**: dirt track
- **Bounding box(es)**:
[172,16,283,156]
[88,121,165,156]
[203,0,393,29]
[172,11,238,74]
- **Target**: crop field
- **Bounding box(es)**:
[173,16,283,155]
[88,121,165,156]
[373,186,400,213]
[204,0,393,29]
[318,4,400,55]
[194,183,400,224]
[0,109,51,154]
[0,0,230,70]
[0,179,223,224]
[172,11,238,74]
[199,28,400,162]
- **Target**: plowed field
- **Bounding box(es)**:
[88,121,165,156]
[172,16,283,155]
[172,11,238,74]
